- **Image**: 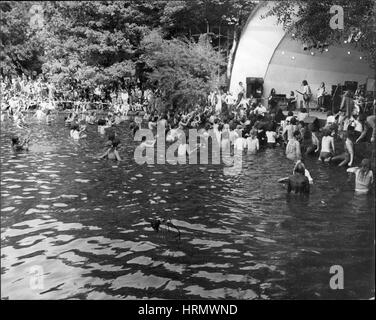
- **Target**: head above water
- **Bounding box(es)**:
[11,137,19,145]
[294,162,305,175]
[361,158,370,170]
[112,138,120,148]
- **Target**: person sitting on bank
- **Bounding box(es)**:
[287,161,310,194]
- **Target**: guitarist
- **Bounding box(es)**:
[296,80,312,111]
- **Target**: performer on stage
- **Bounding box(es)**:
[301,80,312,110]
[317,82,326,111]
[236,82,245,106]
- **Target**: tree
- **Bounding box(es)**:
[158,0,257,84]
[264,0,376,67]
[141,29,226,112]
[0,2,45,77]
[40,1,166,92]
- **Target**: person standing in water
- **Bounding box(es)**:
[98,138,122,161]
[287,161,310,194]
[347,159,373,193]
[285,130,302,161]
[319,128,335,162]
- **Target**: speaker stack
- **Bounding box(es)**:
[246,77,264,99]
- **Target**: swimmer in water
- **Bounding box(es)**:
[97,119,107,134]
[130,121,140,136]
[278,160,313,185]
[11,135,30,152]
[319,128,335,162]
[177,135,199,158]
[33,107,45,120]
[17,112,29,129]
[293,160,313,184]
[287,161,310,194]
[45,110,53,124]
[70,124,87,140]
[98,138,122,161]
[140,135,157,149]
[347,158,373,193]
[246,129,259,154]
[65,112,76,126]
[285,130,301,161]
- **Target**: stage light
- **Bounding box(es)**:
[310,52,314,55]
[344,40,347,44]
[359,56,362,60]
[325,48,329,52]
[347,51,351,55]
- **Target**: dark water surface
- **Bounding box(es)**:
[1,116,374,299]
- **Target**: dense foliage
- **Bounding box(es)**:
[141,30,226,110]
[264,0,376,67]
[0,2,45,76]
[1,0,374,111]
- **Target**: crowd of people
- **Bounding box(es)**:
[2,73,375,195]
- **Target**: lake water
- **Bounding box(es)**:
[1,116,374,299]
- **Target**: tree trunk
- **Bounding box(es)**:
[226,24,240,89]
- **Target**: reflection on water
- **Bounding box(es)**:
[1,116,374,299]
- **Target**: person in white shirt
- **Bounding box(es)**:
[347,158,373,193]
[33,107,45,120]
[293,160,313,184]
[317,82,326,111]
[325,111,336,127]
[297,108,308,122]
[246,130,259,154]
[266,129,278,147]
[225,92,236,106]
[70,124,86,140]
[215,89,222,114]
[236,82,245,106]
[234,134,247,152]
[254,103,267,116]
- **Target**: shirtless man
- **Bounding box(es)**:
[287,162,310,194]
